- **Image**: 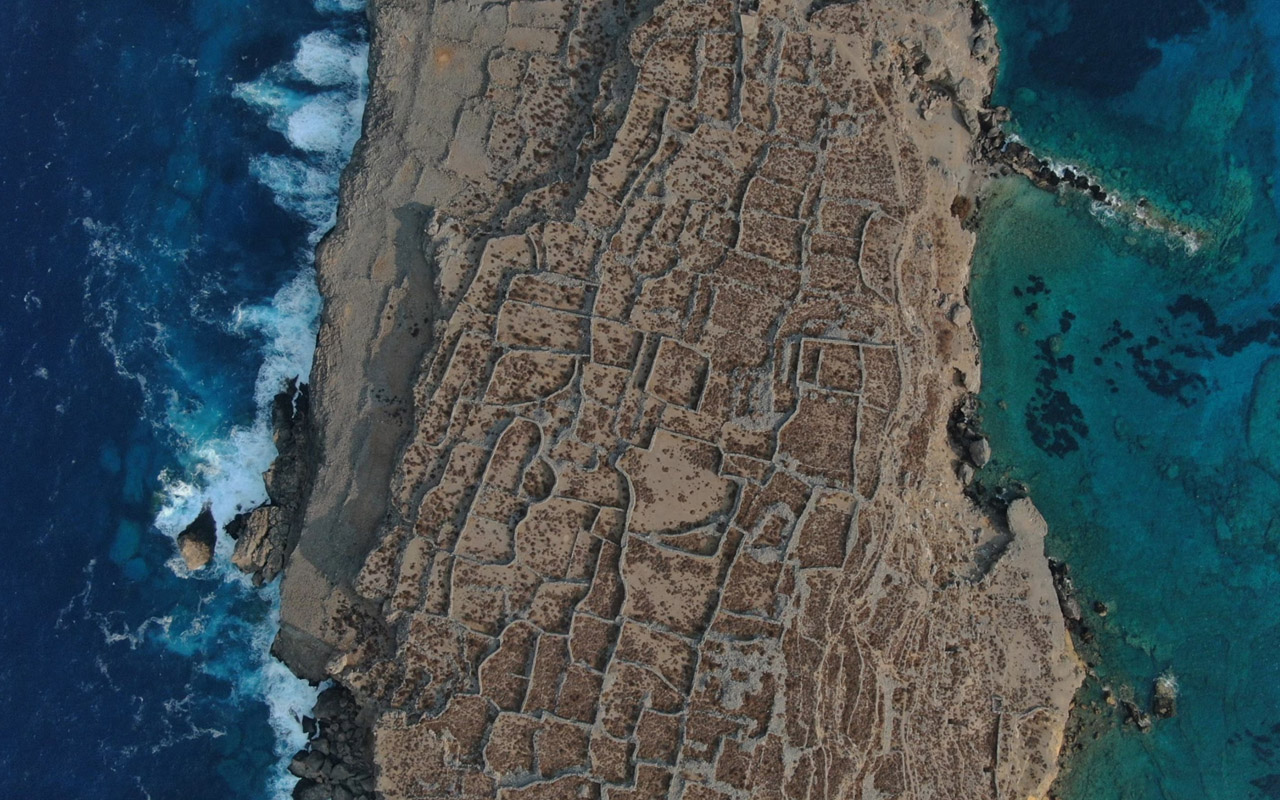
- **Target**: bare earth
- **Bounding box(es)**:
[273,0,1083,796]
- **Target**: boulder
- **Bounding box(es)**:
[289,749,326,781]
[176,505,217,571]
[292,779,328,800]
[1123,699,1153,733]
[313,685,357,721]
[968,436,991,468]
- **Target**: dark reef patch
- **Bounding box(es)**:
[1027,0,1238,98]
[1169,294,1280,356]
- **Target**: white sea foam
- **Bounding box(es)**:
[169,19,365,541]
[233,86,363,162]
[152,265,323,578]
[143,7,368,797]
[248,154,340,235]
[235,266,324,410]
[233,24,368,238]
[294,31,368,88]
[286,92,364,155]
[313,0,365,13]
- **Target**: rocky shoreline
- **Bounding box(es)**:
[972,109,1206,256]
[229,378,315,585]
[176,377,313,578]
[222,0,1088,796]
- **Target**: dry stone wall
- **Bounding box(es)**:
[278,0,1082,797]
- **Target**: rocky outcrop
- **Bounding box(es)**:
[275,0,1084,797]
[176,504,216,571]
[227,505,288,580]
[1153,671,1178,719]
[225,378,313,585]
[289,686,377,800]
[1007,497,1047,539]
[1047,557,1084,628]
[969,435,992,467]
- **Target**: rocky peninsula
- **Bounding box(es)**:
[260,0,1083,796]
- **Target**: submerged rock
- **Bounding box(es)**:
[1123,699,1153,733]
[1154,671,1179,718]
[1247,356,1280,479]
[176,504,216,571]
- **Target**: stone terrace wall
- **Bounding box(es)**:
[279,0,1081,797]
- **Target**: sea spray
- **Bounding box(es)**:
[146,1,369,794]
[0,0,372,795]
[234,13,368,237]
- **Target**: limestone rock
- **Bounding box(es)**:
[1007,497,1048,540]
[1153,671,1178,719]
[1048,557,1083,625]
[225,378,311,585]
[227,505,290,585]
[176,505,216,571]
[969,436,992,467]
[265,379,310,508]
[273,0,1084,797]
[1124,699,1153,733]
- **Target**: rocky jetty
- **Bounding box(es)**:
[269,0,1084,797]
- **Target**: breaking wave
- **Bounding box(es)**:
[93,1,369,795]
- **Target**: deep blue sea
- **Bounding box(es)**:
[0,1,366,797]
[975,0,1280,796]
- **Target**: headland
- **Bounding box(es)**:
[256,0,1085,796]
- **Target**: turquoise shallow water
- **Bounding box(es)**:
[974,0,1280,796]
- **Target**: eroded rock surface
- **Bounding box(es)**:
[177,505,217,571]
[225,379,313,586]
[278,0,1083,796]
